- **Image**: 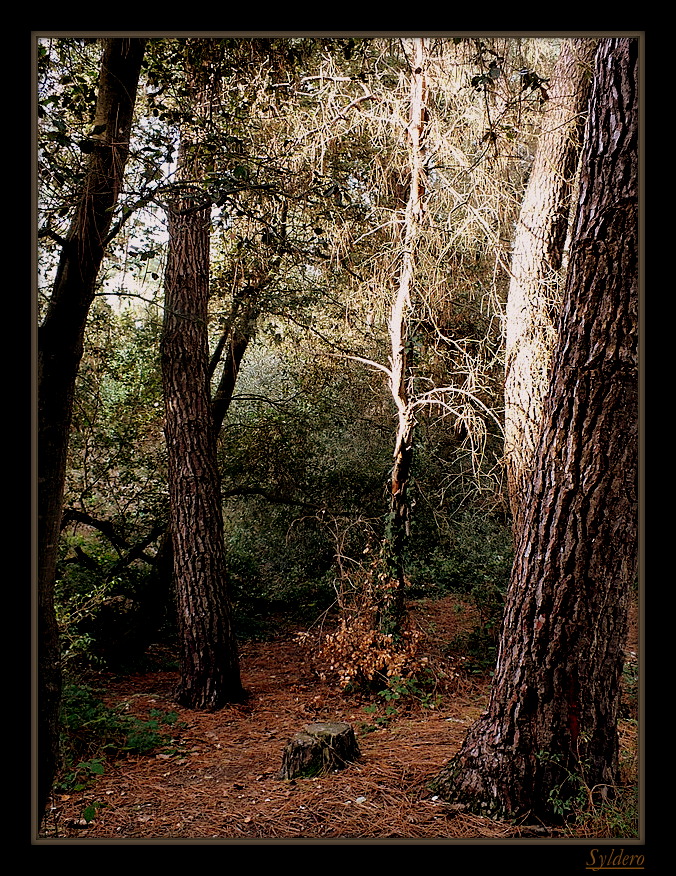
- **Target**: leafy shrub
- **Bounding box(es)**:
[58,681,184,788]
[55,534,166,670]
[406,510,512,596]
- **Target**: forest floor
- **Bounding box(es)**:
[39,594,639,844]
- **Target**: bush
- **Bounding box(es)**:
[57,681,183,789]
[55,533,167,670]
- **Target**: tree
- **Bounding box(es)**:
[504,38,597,533]
[382,36,431,631]
[37,37,146,820]
[432,37,638,820]
[160,40,243,709]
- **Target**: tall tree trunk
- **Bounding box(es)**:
[160,42,243,709]
[504,38,597,534]
[381,37,430,633]
[433,37,638,820]
[36,38,146,822]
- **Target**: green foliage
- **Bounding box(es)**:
[378,670,443,710]
[55,570,111,668]
[536,750,590,818]
[58,681,185,788]
[57,298,168,669]
[58,758,105,793]
[55,530,163,670]
[360,668,442,732]
[407,509,512,594]
[404,511,512,673]
[535,749,639,836]
[621,656,639,717]
[569,785,639,839]
[82,800,106,824]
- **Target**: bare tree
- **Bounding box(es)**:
[382,36,431,631]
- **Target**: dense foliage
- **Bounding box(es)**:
[39,35,561,674]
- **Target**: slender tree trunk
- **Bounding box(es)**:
[36,38,146,822]
[210,287,261,434]
[504,38,597,534]
[381,37,430,632]
[433,37,638,820]
[160,43,243,709]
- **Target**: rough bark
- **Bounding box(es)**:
[37,38,146,821]
[504,38,597,534]
[279,723,361,780]
[433,37,638,820]
[160,43,243,709]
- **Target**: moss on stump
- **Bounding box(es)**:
[279,721,361,780]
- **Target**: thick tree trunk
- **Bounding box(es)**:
[161,189,244,708]
[36,38,146,822]
[160,43,243,709]
[504,38,597,534]
[433,37,638,820]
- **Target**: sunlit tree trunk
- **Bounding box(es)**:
[160,41,243,709]
[433,37,638,820]
[504,38,597,534]
[381,37,430,633]
[37,37,146,821]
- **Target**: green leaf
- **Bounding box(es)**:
[82,803,102,823]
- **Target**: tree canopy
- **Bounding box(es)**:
[35,34,640,840]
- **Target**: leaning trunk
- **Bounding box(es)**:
[504,38,597,534]
[37,38,146,820]
[433,37,638,820]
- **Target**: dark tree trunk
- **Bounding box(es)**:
[161,193,244,708]
[210,287,260,434]
[160,42,243,708]
[36,38,146,822]
[433,37,638,820]
[151,287,258,606]
[504,38,597,535]
[161,185,244,708]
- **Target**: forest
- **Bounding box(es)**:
[35,33,640,845]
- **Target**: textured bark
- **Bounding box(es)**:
[161,194,243,708]
[160,43,243,709]
[279,723,361,780]
[504,38,597,534]
[37,38,146,821]
[434,37,638,820]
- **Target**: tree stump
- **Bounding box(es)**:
[278,722,360,780]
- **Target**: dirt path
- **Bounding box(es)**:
[40,595,638,842]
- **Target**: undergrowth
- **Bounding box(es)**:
[57,680,185,793]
